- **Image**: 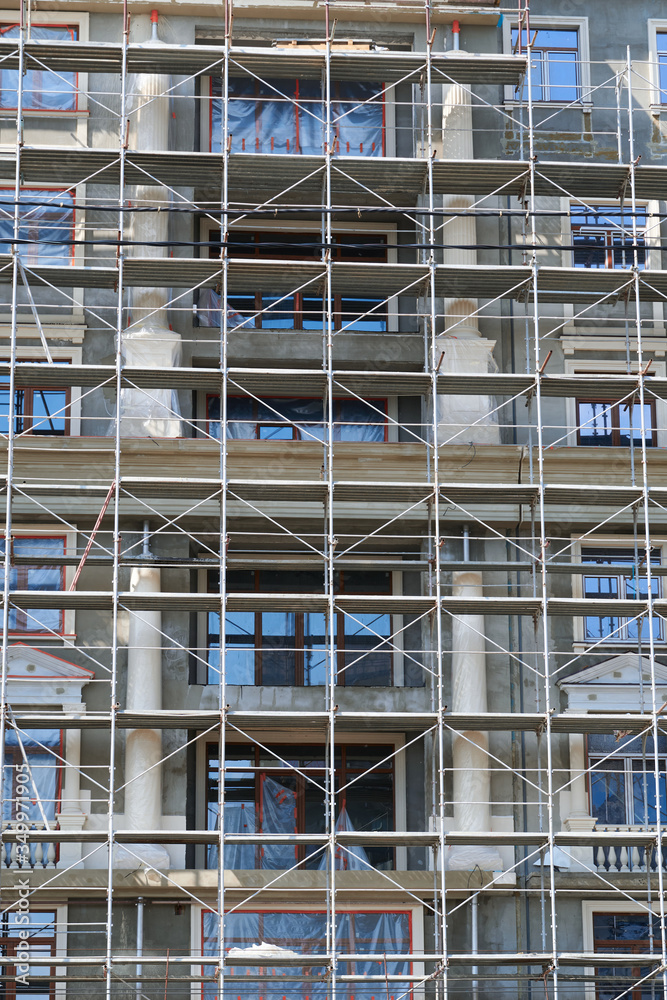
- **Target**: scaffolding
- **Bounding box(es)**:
[1,0,667,997]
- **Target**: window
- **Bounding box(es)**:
[576,398,656,447]
[593,911,660,1000]
[589,733,667,827]
[210,78,385,156]
[0,537,65,634]
[571,206,647,270]
[198,230,388,332]
[206,743,395,871]
[512,27,580,102]
[657,32,667,102]
[206,569,393,686]
[0,909,57,999]
[202,909,411,1000]
[0,367,70,436]
[206,396,387,442]
[2,729,61,868]
[0,189,74,264]
[582,548,662,644]
[0,24,77,111]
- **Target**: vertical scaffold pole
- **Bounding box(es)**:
[625,45,667,999]
[425,1,448,996]
[0,0,27,887]
[216,0,232,994]
[106,2,129,997]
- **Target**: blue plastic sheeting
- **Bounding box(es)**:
[207,396,386,442]
[3,729,60,824]
[203,909,411,1000]
[0,189,74,262]
[0,537,64,633]
[211,79,383,156]
[0,25,78,110]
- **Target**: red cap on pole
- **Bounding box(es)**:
[150,9,159,23]
[452,19,460,33]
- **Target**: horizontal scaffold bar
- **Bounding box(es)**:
[1,363,661,402]
[4,259,667,302]
[2,152,664,202]
[0,40,526,83]
[7,710,665,734]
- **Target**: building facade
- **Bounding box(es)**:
[0,0,666,997]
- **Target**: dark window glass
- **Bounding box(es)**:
[571,207,647,270]
[0,537,65,633]
[582,548,662,643]
[0,24,77,111]
[512,27,579,102]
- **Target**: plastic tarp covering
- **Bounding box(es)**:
[198,288,256,330]
[0,25,77,110]
[208,395,385,442]
[436,335,499,446]
[203,909,411,1000]
[0,537,64,633]
[115,325,183,437]
[334,83,383,157]
[260,776,298,870]
[0,189,74,263]
[212,80,382,157]
[2,728,60,867]
[207,801,257,871]
[317,807,370,871]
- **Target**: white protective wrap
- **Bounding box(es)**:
[436,335,499,446]
[118,324,183,437]
[117,16,183,438]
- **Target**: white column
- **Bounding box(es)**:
[56,702,86,867]
[447,570,502,871]
[437,40,499,446]
[115,563,170,868]
[120,12,182,437]
[563,733,596,871]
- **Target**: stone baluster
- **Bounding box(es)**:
[595,844,605,870]
[619,845,629,871]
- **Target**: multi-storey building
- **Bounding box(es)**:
[1,0,667,997]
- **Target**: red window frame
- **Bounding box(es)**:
[205,394,389,442]
[0,23,79,112]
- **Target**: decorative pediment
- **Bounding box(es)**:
[6,643,94,682]
[5,644,93,708]
[559,654,667,712]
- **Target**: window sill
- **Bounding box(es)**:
[504,99,593,112]
[17,110,88,119]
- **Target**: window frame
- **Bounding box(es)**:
[206,740,397,870]
[563,358,667,450]
[202,74,396,157]
[0,10,88,118]
[197,219,399,333]
[204,567,396,687]
[195,902,422,1000]
[569,204,650,272]
[194,730,407,871]
[582,902,661,1000]
[205,394,389,442]
[571,537,666,649]
[503,15,591,107]
[0,364,72,437]
[0,908,58,1000]
[0,186,77,267]
[648,20,667,108]
[586,735,667,828]
[3,526,77,640]
[575,395,657,448]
